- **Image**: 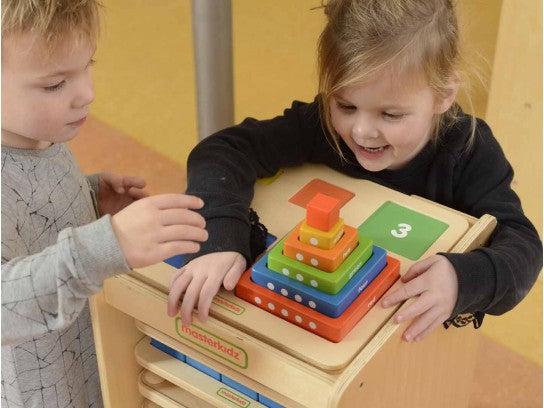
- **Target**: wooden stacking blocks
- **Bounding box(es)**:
[235,193,400,342]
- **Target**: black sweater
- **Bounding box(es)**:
[185,100,542,320]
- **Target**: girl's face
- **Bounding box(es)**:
[330,69,452,171]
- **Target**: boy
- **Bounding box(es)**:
[2,1,208,406]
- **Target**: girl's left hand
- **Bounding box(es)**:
[97,172,149,216]
[381,254,458,342]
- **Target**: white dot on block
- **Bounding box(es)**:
[309,322,317,330]
[254,297,262,304]
[280,288,288,296]
[282,268,290,276]
[267,282,275,290]
[295,294,302,302]
[281,309,289,316]
[308,301,316,309]
[296,253,304,261]
[295,315,302,323]
[310,280,318,287]
[268,303,275,310]
[310,258,318,266]
[296,274,304,281]
[310,237,318,246]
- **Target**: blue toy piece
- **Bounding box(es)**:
[150,338,186,362]
[186,356,221,380]
[251,246,387,317]
[221,375,259,399]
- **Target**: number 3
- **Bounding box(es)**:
[391,223,412,238]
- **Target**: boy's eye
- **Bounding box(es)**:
[43,80,66,92]
[383,112,405,120]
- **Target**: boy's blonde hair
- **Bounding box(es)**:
[2,0,102,49]
[317,0,476,156]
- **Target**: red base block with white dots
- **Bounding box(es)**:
[235,256,400,343]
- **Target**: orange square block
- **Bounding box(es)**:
[284,222,359,272]
[306,193,342,231]
[235,256,400,343]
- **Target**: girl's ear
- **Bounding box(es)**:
[434,73,460,114]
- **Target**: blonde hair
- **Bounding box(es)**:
[317,0,476,156]
[2,0,102,49]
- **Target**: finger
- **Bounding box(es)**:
[128,187,149,200]
[402,256,439,282]
[223,258,247,290]
[180,275,206,326]
[159,208,206,228]
[169,268,185,290]
[107,173,125,194]
[158,241,201,261]
[413,314,447,342]
[382,278,425,308]
[123,176,146,190]
[159,225,208,243]
[402,306,442,342]
[197,275,225,322]
[167,270,192,317]
[394,292,434,323]
[150,194,204,210]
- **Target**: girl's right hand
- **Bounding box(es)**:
[167,251,247,327]
[111,194,208,268]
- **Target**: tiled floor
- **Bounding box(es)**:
[70,116,542,407]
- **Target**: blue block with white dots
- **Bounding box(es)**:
[221,375,259,399]
[258,393,285,408]
[150,338,186,362]
[251,246,387,317]
[186,356,221,380]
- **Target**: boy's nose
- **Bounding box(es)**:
[72,77,95,108]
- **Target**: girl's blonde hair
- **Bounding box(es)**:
[317,0,476,156]
[2,0,102,49]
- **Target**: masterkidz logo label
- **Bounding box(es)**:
[175,319,248,368]
[217,388,251,408]
[212,295,245,315]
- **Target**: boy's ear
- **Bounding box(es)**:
[434,73,460,114]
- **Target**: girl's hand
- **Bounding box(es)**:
[98,171,149,216]
[381,255,458,342]
[167,252,247,327]
[111,194,208,268]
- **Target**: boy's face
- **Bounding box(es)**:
[330,69,453,172]
[2,31,95,149]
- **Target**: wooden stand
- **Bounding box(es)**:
[91,164,496,408]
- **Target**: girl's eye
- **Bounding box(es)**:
[337,101,356,111]
[44,80,66,92]
[383,112,405,120]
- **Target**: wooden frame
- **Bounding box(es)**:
[91,164,496,408]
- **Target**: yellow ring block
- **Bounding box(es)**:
[284,222,359,272]
[299,218,344,250]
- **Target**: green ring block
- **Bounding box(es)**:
[267,233,373,294]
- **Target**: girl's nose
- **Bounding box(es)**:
[352,118,379,140]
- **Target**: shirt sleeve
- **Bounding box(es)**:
[441,119,542,317]
[1,215,130,345]
[184,100,325,265]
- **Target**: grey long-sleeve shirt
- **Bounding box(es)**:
[1,143,130,408]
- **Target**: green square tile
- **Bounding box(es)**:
[267,233,373,294]
[358,201,449,260]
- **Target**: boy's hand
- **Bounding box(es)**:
[381,255,458,342]
[167,252,247,326]
[111,194,208,268]
[98,172,149,216]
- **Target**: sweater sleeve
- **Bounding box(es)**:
[1,215,130,345]
[184,100,324,265]
[441,120,542,317]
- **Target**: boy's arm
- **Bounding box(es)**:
[442,119,542,318]
[86,173,100,216]
[1,216,130,345]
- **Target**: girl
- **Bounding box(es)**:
[167,0,542,343]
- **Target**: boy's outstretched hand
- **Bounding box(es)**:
[381,255,458,342]
[98,171,149,216]
[167,251,247,327]
[111,194,208,268]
